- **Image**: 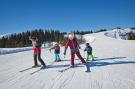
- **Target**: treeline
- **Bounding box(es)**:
[0,28,109,48]
[128,32,135,40]
[0,29,92,48]
[0,29,65,48]
[73,29,107,34]
[128,27,135,40]
[73,30,93,35]
[95,29,107,33]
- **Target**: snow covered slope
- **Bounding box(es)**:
[0,32,135,89]
[0,47,32,55]
[105,28,135,40]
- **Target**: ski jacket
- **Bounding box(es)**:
[84,46,92,54]
[30,39,42,48]
[51,44,60,53]
[65,39,80,52]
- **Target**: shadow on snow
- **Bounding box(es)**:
[85,57,135,72]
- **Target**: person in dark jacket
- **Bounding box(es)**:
[50,43,61,62]
[84,43,94,61]
[29,36,46,68]
[64,33,86,68]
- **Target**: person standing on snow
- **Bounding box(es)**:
[49,43,61,62]
[29,36,46,68]
[63,33,86,68]
[84,43,94,61]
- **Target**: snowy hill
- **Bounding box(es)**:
[104,28,135,40]
[0,32,135,89]
[0,47,32,55]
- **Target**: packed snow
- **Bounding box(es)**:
[0,32,135,89]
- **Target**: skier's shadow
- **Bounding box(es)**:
[85,57,135,72]
[45,59,83,69]
[59,59,79,62]
[47,62,84,69]
[95,57,127,61]
[47,59,81,68]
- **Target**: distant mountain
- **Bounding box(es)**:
[104,28,135,40]
[0,33,12,38]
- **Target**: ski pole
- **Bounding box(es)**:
[63,56,65,60]
[49,49,53,54]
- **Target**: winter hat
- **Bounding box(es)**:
[68,33,74,38]
[55,42,58,45]
[86,43,90,46]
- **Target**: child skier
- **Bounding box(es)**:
[49,43,61,62]
[29,36,46,68]
[63,33,86,68]
[84,43,94,61]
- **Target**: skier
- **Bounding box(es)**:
[29,36,46,68]
[84,43,94,61]
[49,43,61,62]
[63,33,86,68]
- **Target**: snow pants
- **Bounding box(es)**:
[55,53,61,61]
[86,54,94,61]
[33,48,45,66]
[71,51,86,65]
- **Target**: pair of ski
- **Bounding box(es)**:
[20,62,90,74]
[19,65,42,72]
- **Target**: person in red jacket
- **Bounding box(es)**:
[64,33,86,68]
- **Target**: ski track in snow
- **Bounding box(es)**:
[0,32,135,89]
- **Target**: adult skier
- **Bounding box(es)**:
[63,33,86,68]
[29,36,46,68]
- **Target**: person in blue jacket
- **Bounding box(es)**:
[84,43,94,61]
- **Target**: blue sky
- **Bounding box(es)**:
[0,0,135,34]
